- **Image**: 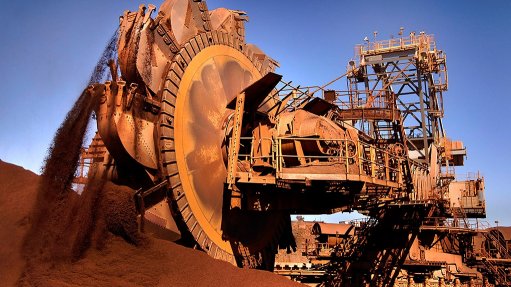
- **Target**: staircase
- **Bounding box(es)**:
[453,202,510,286]
[323,211,381,287]
[480,255,508,286]
[479,231,510,286]
[324,202,436,287]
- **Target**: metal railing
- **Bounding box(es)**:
[422,217,488,231]
[394,278,484,287]
[479,244,509,285]
[267,86,316,115]
[238,136,273,164]
[271,86,398,111]
[355,34,436,56]
[238,136,408,187]
[335,89,398,110]
[274,137,357,173]
[455,172,483,182]
[238,136,442,202]
[482,230,511,260]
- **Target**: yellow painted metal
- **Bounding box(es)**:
[174,44,262,255]
[370,146,376,178]
[227,92,245,188]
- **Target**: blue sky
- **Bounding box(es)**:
[0,0,510,224]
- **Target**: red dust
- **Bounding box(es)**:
[0,160,305,287]
[0,90,303,286]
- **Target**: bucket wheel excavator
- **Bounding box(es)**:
[89,0,298,268]
[85,0,439,272]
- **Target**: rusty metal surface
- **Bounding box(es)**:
[311,222,354,237]
[175,42,261,254]
[79,0,501,285]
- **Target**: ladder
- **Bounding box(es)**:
[479,231,510,286]
[324,203,435,287]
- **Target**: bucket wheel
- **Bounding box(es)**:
[157,31,292,268]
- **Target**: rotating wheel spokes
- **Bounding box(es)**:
[158,32,288,267]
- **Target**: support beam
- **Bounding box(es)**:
[227,92,245,189]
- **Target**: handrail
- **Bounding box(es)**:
[237,136,437,201]
[273,87,406,112]
[483,230,511,259]
[356,34,436,56]
[420,218,511,235]
[238,136,409,187]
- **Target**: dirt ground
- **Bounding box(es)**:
[0,160,39,286]
[0,160,304,287]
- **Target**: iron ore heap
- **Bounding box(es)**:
[79,0,508,286]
